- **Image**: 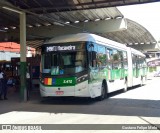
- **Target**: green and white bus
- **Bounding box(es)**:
[40,33,147,100]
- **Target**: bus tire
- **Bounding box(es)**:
[40,97,47,102]
[96,81,107,101]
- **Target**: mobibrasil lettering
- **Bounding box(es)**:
[46,45,76,52]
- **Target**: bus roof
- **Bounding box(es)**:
[44,33,127,50]
[129,47,145,57]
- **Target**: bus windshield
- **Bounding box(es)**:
[42,51,86,75]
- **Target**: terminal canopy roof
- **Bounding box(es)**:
[0,0,157,49]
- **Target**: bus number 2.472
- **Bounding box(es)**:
[63,80,72,84]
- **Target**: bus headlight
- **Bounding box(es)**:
[76,74,88,83]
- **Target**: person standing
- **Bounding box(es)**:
[0,69,3,100]
[26,70,31,100]
[0,69,8,100]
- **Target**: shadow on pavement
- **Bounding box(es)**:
[0,84,160,118]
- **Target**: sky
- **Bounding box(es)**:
[117,2,160,41]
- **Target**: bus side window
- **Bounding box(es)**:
[112,49,119,69]
[97,45,106,68]
[142,58,147,67]
[132,54,136,69]
[118,51,123,69]
[123,51,128,69]
[139,56,146,68]
[106,48,113,70]
[138,56,141,68]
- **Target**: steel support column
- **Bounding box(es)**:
[20,13,27,102]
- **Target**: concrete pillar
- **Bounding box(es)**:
[20,13,27,102]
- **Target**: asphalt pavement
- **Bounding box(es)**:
[0,76,160,133]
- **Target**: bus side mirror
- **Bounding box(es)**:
[91,51,97,67]
[88,44,96,67]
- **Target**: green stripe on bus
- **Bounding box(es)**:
[55,77,76,86]
[41,77,76,87]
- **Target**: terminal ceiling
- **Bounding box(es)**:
[0,0,157,50]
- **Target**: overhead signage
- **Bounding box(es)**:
[46,45,76,52]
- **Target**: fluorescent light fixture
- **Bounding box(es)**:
[140,42,144,44]
[115,16,123,19]
[135,43,138,45]
[53,22,64,26]
[129,43,132,45]
[74,21,79,23]
[153,42,157,44]
[4,27,8,30]
[84,20,89,22]
[105,17,111,20]
[45,23,51,26]
[95,18,100,21]
[11,26,16,29]
[147,42,150,44]
[0,29,7,32]
[65,21,70,24]
[27,24,33,28]
[35,23,41,27]
[3,6,23,14]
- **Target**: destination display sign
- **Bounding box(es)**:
[46,45,76,52]
[41,42,86,53]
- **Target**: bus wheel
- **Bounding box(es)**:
[123,80,127,92]
[96,82,107,101]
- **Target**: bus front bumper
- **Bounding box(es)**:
[40,81,90,97]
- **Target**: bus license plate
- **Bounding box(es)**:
[56,91,64,95]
